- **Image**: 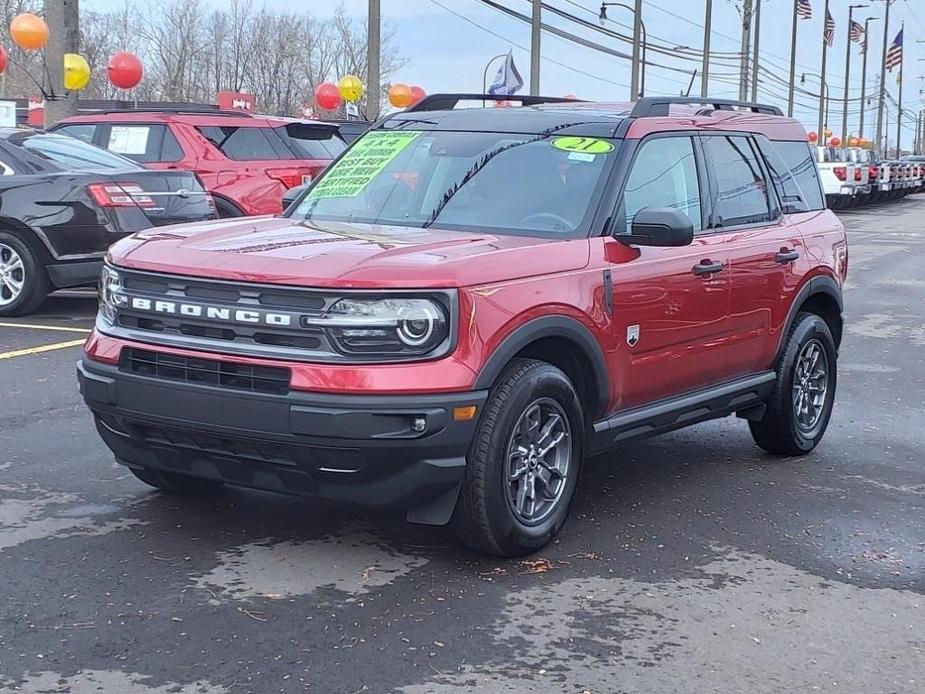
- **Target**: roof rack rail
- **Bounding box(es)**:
[91,106,255,117]
[406,93,578,113]
[630,97,783,118]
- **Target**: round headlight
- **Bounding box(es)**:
[397,303,439,347]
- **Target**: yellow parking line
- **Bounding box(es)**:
[0,339,86,360]
[0,322,92,334]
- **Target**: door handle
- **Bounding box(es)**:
[775,249,800,264]
[692,260,725,276]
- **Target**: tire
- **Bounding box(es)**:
[749,312,837,456]
[452,359,584,557]
[0,231,49,317]
[214,198,244,219]
[129,467,223,494]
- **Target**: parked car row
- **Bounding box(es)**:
[0,111,350,317]
[816,145,925,208]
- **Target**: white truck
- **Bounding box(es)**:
[815,146,857,208]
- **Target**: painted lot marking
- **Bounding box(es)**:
[0,338,86,360]
[0,321,92,333]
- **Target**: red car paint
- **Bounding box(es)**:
[84,102,847,419]
[51,111,341,217]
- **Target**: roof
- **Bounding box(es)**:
[384,94,807,141]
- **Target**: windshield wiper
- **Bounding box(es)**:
[420,120,595,229]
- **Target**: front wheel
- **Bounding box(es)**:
[452,359,584,556]
[749,312,837,455]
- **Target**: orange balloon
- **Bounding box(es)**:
[10,13,48,51]
[848,137,860,147]
[388,83,413,109]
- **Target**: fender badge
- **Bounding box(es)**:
[626,324,640,347]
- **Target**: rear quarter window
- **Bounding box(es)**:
[772,141,825,211]
[281,123,346,160]
[55,124,97,144]
[196,125,293,160]
[103,124,184,164]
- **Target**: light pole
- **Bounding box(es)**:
[876,0,894,155]
[701,0,712,98]
[530,0,541,95]
[817,0,831,140]
[367,0,381,120]
[842,5,868,147]
[750,0,762,102]
[599,1,646,100]
[859,16,878,140]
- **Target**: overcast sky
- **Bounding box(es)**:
[83,0,925,149]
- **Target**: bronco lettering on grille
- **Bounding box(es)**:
[128,296,292,326]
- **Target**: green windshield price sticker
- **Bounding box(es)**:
[307,131,421,200]
[551,136,614,155]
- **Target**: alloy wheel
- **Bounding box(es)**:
[506,397,572,525]
[792,339,829,434]
[0,242,25,307]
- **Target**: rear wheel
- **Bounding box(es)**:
[214,198,244,219]
[749,312,837,455]
[0,232,48,317]
[129,467,223,494]
[452,359,583,556]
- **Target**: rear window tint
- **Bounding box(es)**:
[196,125,292,160]
[56,124,97,144]
[281,123,346,160]
[773,141,825,211]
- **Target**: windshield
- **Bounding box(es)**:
[14,132,143,172]
[292,130,615,237]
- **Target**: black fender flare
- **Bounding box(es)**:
[777,275,844,361]
[473,315,611,418]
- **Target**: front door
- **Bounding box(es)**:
[606,134,732,410]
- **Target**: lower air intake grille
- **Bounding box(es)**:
[121,348,291,395]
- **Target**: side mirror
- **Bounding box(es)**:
[282,184,309,211]
[616,207,694,247]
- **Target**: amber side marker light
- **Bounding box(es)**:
[453,406,478,421]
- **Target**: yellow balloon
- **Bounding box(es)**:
[338,74,364,103]
[63,53,91,91]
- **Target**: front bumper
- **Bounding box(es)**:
[78,357,487,525]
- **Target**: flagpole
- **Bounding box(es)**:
[842,6,865,147]
[895,21,904,158]
[787,0,799,117]
[859,17,877,140]
[876,0,893,155]
[818,0,830,140]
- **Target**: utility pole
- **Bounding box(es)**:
[859,17,878,140]
[842,5,868,146]
[630,0,642,100]
[876,0,893,155]
[701,0,713,98]
[750,0,762,102]
[739,0,754,101]
[530,0,541,95]
[367,0,380,120]
[44,0,79,126]
[818,0,830,140]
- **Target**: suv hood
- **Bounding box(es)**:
[109,216,591,288]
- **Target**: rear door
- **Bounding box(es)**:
[702,134,807,376]
[607,134,733,408]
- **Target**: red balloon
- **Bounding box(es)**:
[108,52,143,89]
[315,82,342,111]
[807,131,818,143]
[0,45,7,75]
[410,85,426,104]
[829,136,842,148]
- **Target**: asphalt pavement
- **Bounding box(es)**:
[1,200,923,693]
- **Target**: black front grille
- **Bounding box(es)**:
[121,348,291,395]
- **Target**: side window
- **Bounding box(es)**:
[196,126,292,160]
[620,136,702,232]
[0,156,15,175]
[771,141,825,211]
[702,135,771,226]
[104,124,183,164]
[55,124,97,144]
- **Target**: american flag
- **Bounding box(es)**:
[824,8,835,47]
[849,20,864,44]
[886,28,904,71]
[797,0,812,20]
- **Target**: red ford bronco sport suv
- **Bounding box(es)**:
[78,95,847,557]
